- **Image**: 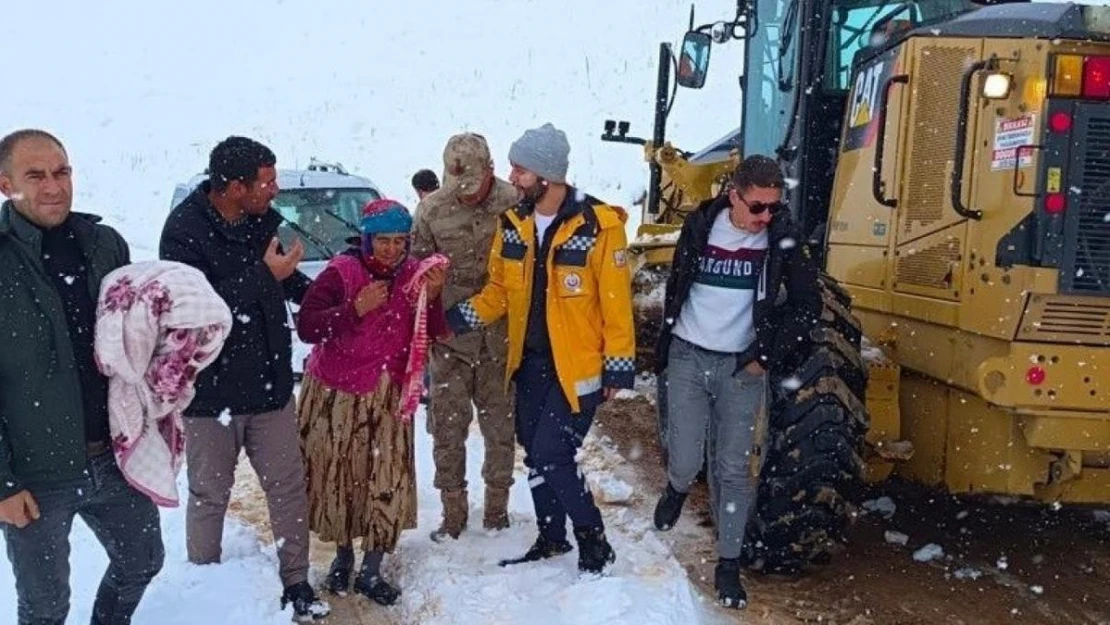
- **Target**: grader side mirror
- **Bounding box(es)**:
[677,30,712,89]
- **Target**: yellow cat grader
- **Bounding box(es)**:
[602,0,1110,572]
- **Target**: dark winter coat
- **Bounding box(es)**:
[654,194,823,375]
[0,202,130,500]
[159,182,311,417]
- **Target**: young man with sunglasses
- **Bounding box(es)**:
[650,154,822,609]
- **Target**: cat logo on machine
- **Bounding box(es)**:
[850,64,883,128]
[843,49,897,152]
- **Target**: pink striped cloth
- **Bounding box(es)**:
[94,260,232,507]
[398,254,450,422]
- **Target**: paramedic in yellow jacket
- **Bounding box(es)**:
[445,123,634,575]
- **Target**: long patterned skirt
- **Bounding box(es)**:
[297,373,417,553]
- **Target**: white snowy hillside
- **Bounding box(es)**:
[2,0,744,256]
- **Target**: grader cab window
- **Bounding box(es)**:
[824,0,980,93]
[741,0,800,159]
[826,1,917,92]
[825,0,981,92]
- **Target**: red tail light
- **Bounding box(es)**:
[1045,193,1067,214]
[1083,56,1110,98]
[1050,112,1073,132]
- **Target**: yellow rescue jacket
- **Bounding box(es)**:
[445,190,636,413]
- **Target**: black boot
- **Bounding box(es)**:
[353,573,401,606]
[324,547,354,596]
[351,550,400,606]
[280,581,331,621]
[714,557,748,609]
[574,526,616,574]
[653,483,687,531]
[497,534,573,567]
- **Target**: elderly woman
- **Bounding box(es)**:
[295,199,447,606]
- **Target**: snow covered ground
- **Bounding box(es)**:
[0,408,730,625]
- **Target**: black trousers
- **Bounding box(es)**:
[3,450,164,625]
[514,353,604,543]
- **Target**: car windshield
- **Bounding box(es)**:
[272,187,380,261]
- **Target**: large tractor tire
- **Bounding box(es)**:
[740,273,870,574]
[631,262,670,373]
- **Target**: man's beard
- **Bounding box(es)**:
[518,180,547,203]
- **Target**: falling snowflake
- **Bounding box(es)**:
[217,408,232,427]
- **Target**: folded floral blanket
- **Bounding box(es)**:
[95,260,232,506]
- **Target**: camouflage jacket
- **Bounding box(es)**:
[412,178,519,364]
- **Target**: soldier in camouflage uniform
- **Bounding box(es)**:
[412,133,522,541]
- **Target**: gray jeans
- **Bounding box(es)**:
[184,400,310,588]
[666,336,766,559]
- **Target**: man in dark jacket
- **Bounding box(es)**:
[0,129,164,625]
[651,155,822,609]
[159,136,329,620]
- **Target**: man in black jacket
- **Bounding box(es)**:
[159,136,329,620]
[0,129,164,625]
[651,155,822,609]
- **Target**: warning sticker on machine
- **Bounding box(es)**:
[991,114,1037,171]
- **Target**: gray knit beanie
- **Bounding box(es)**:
[508,123,570,184]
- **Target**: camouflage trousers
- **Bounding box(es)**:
[428,347,516,493]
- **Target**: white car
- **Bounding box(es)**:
[170,160,384,378]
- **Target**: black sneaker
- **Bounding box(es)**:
[653,483,688,531]
[497,534,574,567]
[714,558,748,610]
[280,581,331,621]
[353,574,401,606]
[573,526,616,574]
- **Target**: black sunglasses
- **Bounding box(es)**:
[737,194,785,215]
